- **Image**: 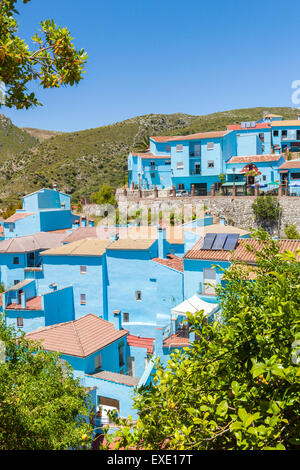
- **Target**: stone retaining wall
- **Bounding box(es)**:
[84,194,300,237]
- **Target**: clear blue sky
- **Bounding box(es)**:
[3,0,300,131]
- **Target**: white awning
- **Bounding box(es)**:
[171,294,219,318]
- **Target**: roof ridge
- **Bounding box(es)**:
[71,321,85,357]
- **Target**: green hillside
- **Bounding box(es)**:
[0,114,37,160]
[0,107,299,205]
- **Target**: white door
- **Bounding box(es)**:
[203,268,216,295]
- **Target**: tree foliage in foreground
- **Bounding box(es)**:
[0,320,92,449]
[0,0,87,109]
[103,231,300,450]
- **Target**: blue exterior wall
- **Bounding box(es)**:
[40,254,108,319]
[23,188,71,212]
[5,308,45,334]
[106,244,183,335]
[0,252,27,288]
[43,286,75,326]
[272,125,300,151]
[183,258,230,298]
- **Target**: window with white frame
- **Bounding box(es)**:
[207,160,215,168]
[176,144,183,152]
[207,142,214,150]
[9,224,14,232]
[80,293,86,305]
[80,265,87,274]
[177,161,184,170]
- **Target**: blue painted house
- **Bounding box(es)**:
[24,313,155,422]
[128,113,300,193]
[2,187,93,239]
[40,239,111,320]
[0,232,67,289]
[279,158,300,195]
[3,279,74,334]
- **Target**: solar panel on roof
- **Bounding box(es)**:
[211,233,228,250]
[201,233,217,250]
[223,233,239,251]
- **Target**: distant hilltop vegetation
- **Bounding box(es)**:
[0,107,299,206]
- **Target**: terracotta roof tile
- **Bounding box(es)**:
[163,332,190,348]
[131,152,168,159]
[127,335,154,354]
[5,212,34,223]
[24,314,128,357]
[151,131,229,143]
[184,238,300,262]
[278,159,300,170]
[152,254,183,272]
[227,155,284,164]
[6,296,42,311]
[227,123,271,131]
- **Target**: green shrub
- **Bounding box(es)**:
[252,195,281,223]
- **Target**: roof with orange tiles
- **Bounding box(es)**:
[227,154,284,164]
[88,370,140,387]
[184,238,300,262]
[127,335,155,354]
[163,332,190,348]
[5,296,42,311]
[5,212,34,223]
[278,159,300,170]
[131,152,168,159]
[24,314,128,357]
[227,123,271,131]
[152,254,184,272]
[150,130,229,143]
